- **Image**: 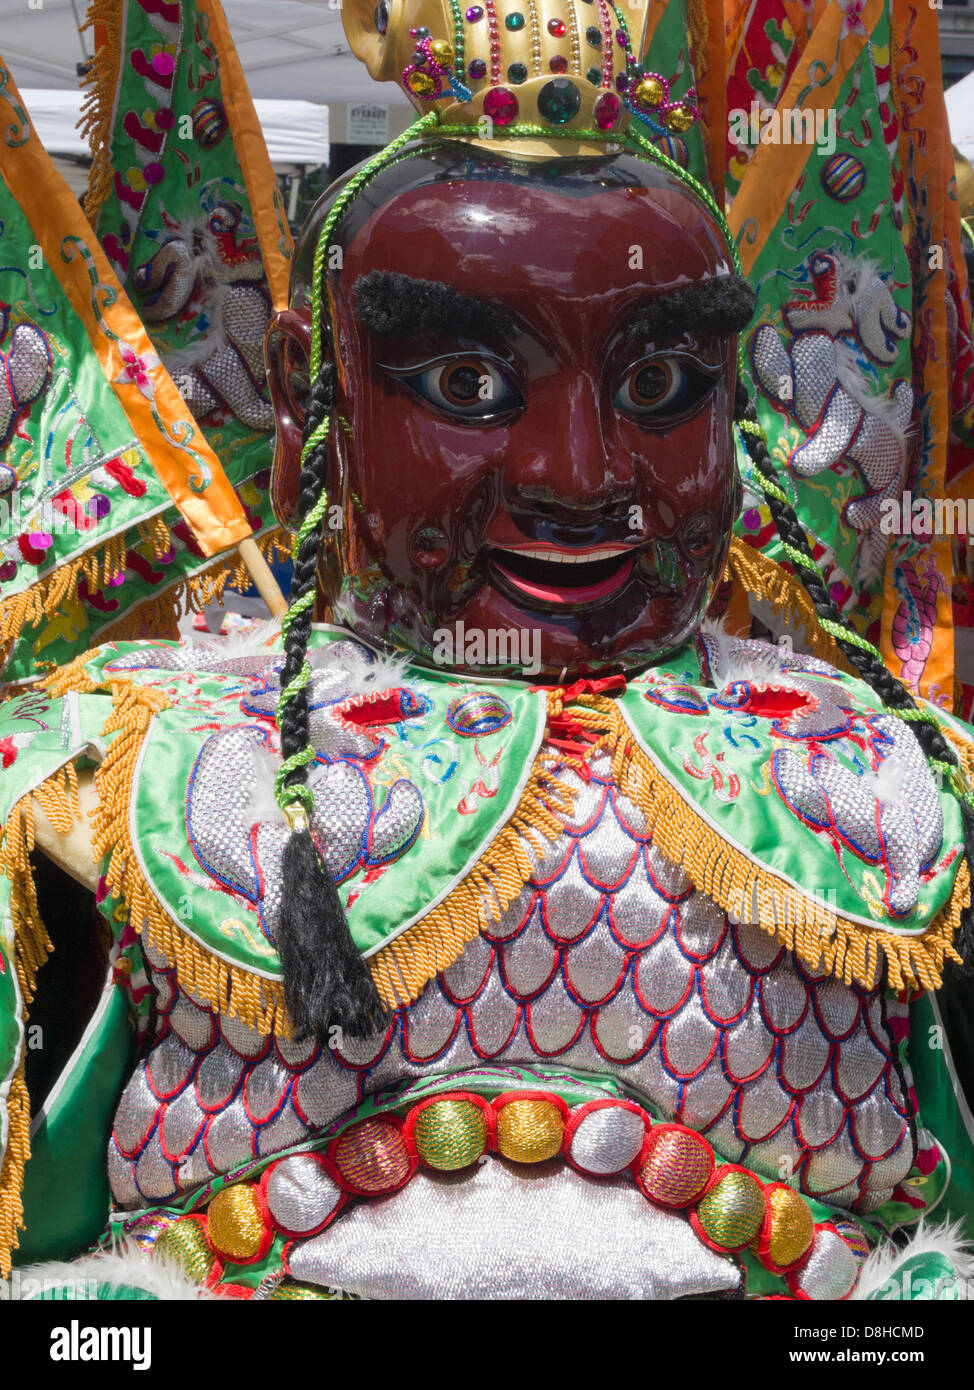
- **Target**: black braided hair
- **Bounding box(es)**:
[733,380,974,968]
[274,364,387,1042]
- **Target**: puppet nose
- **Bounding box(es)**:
[503,375,632,503]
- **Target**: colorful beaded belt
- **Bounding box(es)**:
[128,1086,870,1300]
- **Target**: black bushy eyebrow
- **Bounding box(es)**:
[628,275,756,341]
[352,270,517,342]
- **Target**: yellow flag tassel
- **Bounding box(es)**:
[79,0,123,227]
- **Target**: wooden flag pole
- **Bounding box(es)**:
[237,535,289,617]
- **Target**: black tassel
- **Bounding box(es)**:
[276,826,386,1042]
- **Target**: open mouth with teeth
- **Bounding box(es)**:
[488,543,638,608]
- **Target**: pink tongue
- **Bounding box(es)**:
[493,556,634,605]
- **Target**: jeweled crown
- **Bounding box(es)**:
[342,0,698,145]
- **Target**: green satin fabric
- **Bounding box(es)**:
[14,984,133,1266]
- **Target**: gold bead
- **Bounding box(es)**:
[664,103,696,133]
[206,1184,268,1262]
[408,70,437,95]
[430,39,454,65]
[496,1099,564,1163]
[763,1186,814,1270]
[413,1100,487,1171]
[634,76,665,107]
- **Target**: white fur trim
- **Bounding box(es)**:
[699,620,816,692]
[852,1219,974,1300]
[184,618,282,661]
[16,1241,224,1300]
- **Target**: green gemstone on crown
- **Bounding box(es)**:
[537,77,581,124]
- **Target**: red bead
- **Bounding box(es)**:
[549,54,568,72]
[483,86,518,125]
[547,17,566,35]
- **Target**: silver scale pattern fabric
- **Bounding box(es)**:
[287,1159,740,1301]
[109,751,916,1227]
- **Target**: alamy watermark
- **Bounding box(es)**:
[0,488,103,540]
[880,491,974,537]
[728,103,837,157]
[432,622,541,676]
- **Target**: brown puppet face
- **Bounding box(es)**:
[267,145,744,678]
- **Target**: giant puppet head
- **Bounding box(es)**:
[265,0,755,679]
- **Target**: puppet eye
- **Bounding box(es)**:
[615,354,718,420]
[387,355,523,422]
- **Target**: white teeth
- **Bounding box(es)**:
[494,546,627,565]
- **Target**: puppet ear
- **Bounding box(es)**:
[341,0,409,83]
[266,306,315,531]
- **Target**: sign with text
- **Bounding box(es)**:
[347,102,389,145]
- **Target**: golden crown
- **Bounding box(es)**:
[342,0,699,151]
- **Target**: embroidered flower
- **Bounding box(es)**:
[114,342,159,399]
[839,0,867,39]
[0,730,35,768]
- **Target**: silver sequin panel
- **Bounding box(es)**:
[287,1158,740,1301]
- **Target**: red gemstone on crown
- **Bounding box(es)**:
[483,87,519,125]
[593,91,621,129]
[548,17,567,35]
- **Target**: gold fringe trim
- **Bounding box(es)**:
[567,694,967,994]
[0,764,81,1276]
[95,526,291,650]
[56,671,286,1031]
[727,536,851,671]
[927,710,974,793]
[687,0,708,71]
[7,525,288,676]
[0,533,129,673]
[79,0,123,227]
[41,651,102,697]
[0,1064,30,1280]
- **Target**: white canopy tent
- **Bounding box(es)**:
[0,0,411,111]
[947,65,974,164]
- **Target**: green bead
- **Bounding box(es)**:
[508,62,528,83]
[586,66,601,86]
[505,11,525,28]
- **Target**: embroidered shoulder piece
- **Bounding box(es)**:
[603,632,972,993]
[41,631,560,1034]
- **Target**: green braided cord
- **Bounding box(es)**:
[274,478,332,811]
